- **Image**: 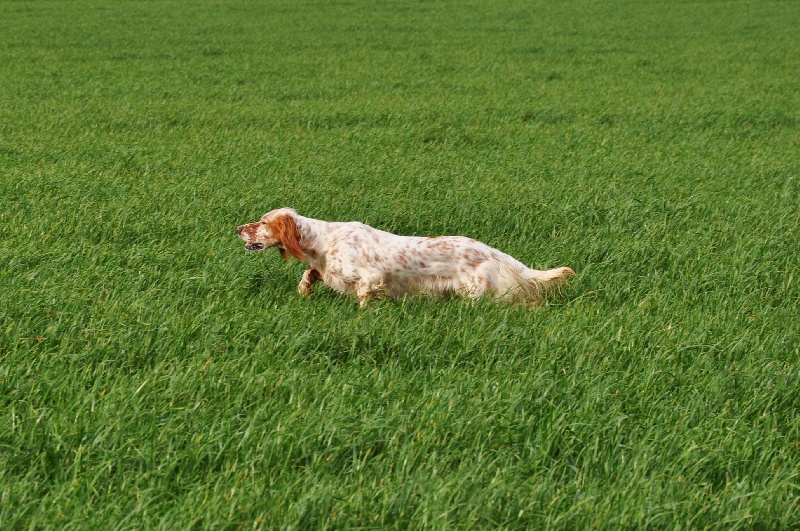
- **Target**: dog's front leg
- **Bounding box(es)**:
[298,268,322,298]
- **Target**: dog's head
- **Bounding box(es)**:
[236,208,306,261]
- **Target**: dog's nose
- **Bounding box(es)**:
[236,225,243,235]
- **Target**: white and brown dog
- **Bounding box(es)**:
[237,208,575,307]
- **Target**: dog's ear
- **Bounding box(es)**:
[278,248,291,262]
[268,213,306,261]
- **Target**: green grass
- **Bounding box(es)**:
[1,0,799,528]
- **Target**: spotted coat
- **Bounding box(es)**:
[237,208,575,307]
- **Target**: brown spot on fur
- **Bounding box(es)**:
[238,222,260,239]
[463,249,487,269]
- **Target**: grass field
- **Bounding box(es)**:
[1,0,799,528]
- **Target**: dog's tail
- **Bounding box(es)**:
[495,264,576,305]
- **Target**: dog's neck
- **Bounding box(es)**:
[292,214,338,264]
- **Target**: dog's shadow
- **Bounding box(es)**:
[245,270,270,292]
[242,267,298,298]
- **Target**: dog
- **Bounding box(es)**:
[237,208,575,307]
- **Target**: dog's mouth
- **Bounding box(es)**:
[245,242,265,251]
